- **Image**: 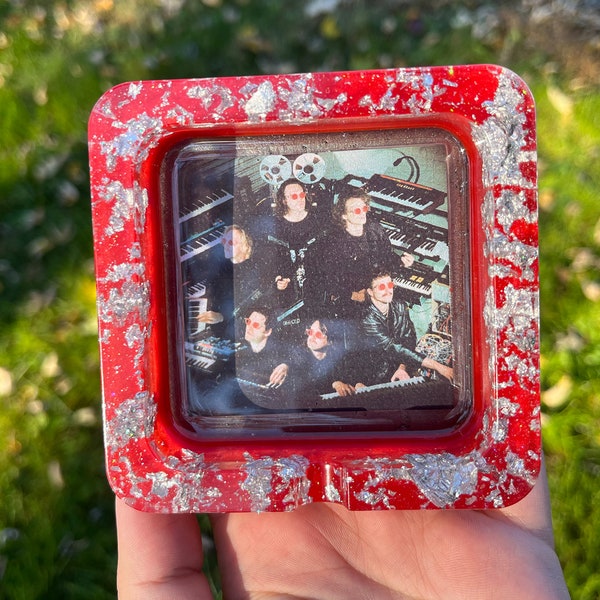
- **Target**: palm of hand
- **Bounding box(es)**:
[211,502,564,600]
[116,465,569,600]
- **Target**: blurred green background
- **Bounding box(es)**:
[1,1,599,598]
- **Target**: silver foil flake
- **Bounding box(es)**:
[100,261,145,284]
[358,86,399,114]
[487,231,538,281]
[98,180,148,236]
[105,391,155,451]
[503,351,538,384]
[407,453,481,508]
[324,482,341,503]
[395,70,446,114]
[98,279,149,325]
[147,471,176,499]
[127,82,143,99]
[186,84,235,116]
[277,76,322,119]
[315,93,347,112]
[485,486,505,508]
[505,450,537,486]
[473,118,530,188]
[113,456,144,499]
[491,416,509,442]
[496,190,536,233]
[166,105,196,126]
[100,113,162,172]
[243,81,277,121]
[152,450,225,513]
[361,457,412,483]
[505,324,538,352]
[354,488,394,509]
[481,189,496,234]
[473,73,534,188]
[485,284,538,334]
[125,323,146,361]
[497,396,521,417]
[241,454,311,511]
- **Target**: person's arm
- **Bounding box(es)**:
[422,356,453,382]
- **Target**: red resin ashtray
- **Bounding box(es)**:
[89,65,540,512]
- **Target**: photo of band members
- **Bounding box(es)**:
[175,133,465,429]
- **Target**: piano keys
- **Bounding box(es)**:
[187,297,208,335]
[179,189,234,223]
[393,263,438,297]
[185,281,207,298]
[365,173,447,214]
[378,214,449,263]
[344,173,447,214]
[180,220,226,262]
[316,376,454,410]
[184,336,242,373]
[184,341,217,371]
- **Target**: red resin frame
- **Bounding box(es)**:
[89,65,540,512]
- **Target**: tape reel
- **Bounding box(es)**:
[259,155,292,186]
[293,153,326,184]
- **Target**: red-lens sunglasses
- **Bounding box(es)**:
[245,318,263,328]
[306,328,326,339]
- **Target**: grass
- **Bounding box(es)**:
[0,1,598,598]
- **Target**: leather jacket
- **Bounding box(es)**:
[361,299,424,377]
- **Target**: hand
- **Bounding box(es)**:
[197,310,223,324]
[351,288,366,302]
[401,252,415,267]
[116,459,569,599]
[422,357,454,383]
[331,381,356,396]
[275,276,291,290]
[391,364,411,381]
[269,362,288,387]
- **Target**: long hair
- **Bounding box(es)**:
[274,178,309,218]
[305,317,336,347]
[223,224,253,259]
[331,189,371,229]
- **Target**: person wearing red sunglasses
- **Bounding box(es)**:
[191,224,291,339]
[362,271,453,385]
[289,318,365,400]
[237,307,289,392]
[304,189,408,322]
[269,178,320,298]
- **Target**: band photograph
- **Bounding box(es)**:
[173,129,470,433]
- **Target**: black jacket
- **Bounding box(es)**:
[361,299,424,382]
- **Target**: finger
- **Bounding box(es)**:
[115,497,211,599]
[487,454,555,547]
[269,369,286,385]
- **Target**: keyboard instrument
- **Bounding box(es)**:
[180,220,226,262]
[179,189,234,223]
[393,263,439,297]
[317,376,453,410]
[365,173,447,214]
[187,297,208,335]
[184,336,241,373]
